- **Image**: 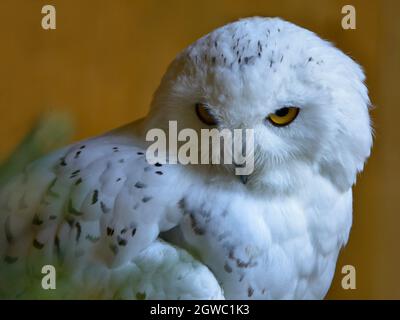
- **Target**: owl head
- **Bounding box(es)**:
[145,17,372,192]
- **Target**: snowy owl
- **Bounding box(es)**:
[0,17,372,299]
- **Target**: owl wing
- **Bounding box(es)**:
[0,131,223,299]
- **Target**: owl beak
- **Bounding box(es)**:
[234,162,250,185]
[239,174,249,185]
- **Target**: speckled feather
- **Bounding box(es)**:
[0,131,223,299]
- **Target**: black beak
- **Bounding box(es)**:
[239,175,249,185]
[234,162,250,185]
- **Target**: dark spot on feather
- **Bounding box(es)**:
[74,151,81,159]
[100,201,111,214]
[107,227,114,236]
[131,228,137,237]
[33,239,44,250]
[75,222,82,242]
[55,236,61,257]
[142,196,152,203]
[155,171,163,175]
[118,159,125,163]
[32,214,43,226]
[178,198,185,210]
[91,190,98,204]
[117,236,127,246]
[75,178,82,185]
[4,256,18,264]
[68,199,82,216]
[137,152,144,155]
[189,214,205,235]
[85,234,100,243]
[70,170,80,179]
[66,217,75,227]
[308,57,313,62]
[280,55,284,63]
[60,157,67,166]
[80,145,86,149]
[121,228,127,234]
[248,286,254,297]
[116,178,122,182]
[136,292,146,300]
[154,162,162,167]
[224,263,233,273]
[134,181,146,189]
[228,249,257,269]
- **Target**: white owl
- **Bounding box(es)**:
[0,17,372,299]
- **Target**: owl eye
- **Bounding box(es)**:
[267,107,300,127]
[195,103,217,126]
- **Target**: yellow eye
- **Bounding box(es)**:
[267,107,300,127]
[195,103,217,126]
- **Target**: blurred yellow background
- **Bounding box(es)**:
[0,0,398,299]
